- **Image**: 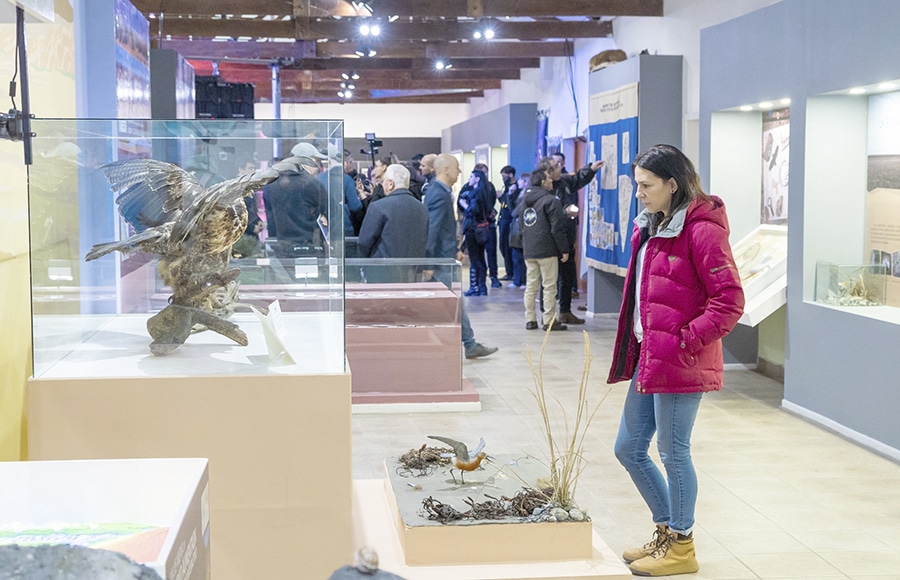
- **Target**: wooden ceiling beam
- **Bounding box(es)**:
[158,38,317,60]
[408,69,521,81]
[411,57,539,70]
[133,0,661,18]
[155,37,572,61]
[424,41,573,58]
[371,0,662,18]
[156,16,613,41]
[194,62,504,83]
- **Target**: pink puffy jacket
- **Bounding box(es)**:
[607,196,744,394]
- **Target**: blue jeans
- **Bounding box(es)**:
[614,379,702,535]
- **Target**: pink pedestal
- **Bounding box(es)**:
[344,283,474,405]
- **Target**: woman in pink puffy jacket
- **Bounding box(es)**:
[608,144,744,577]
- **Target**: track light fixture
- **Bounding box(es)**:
[341,71,360,80]
[351,1,373,14]
[434,60,452,70]
[355,42,376,57]
[473,23,496,40]
[359,22,380,36]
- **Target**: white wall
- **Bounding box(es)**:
[615,0,782,120]
[255,102,470,138]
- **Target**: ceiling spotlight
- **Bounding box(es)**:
[351,1,373,13]
[359,23,370,35]
[849,87,866,95]
[484,28,495,39]
[344,90,353,98]
[878,82,897,90]
[758,101,773,109]
[351,72,360,80]
[473,31,482,39]
[355,43,376,57]
[739,105,753,112]
[369,24,381,36]
[337,90,345,97]
[342,72,350,80]
[780,98,791,105]
[388,15,399,22]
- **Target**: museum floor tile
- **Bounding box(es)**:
[351,283,900,579]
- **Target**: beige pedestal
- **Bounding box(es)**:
[28,371,352,580]
[352,479,631,580]
[0,458,209,580]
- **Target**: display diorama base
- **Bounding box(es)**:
[28,317,352,580]
[0,458,209,580]
[350,457,630,579]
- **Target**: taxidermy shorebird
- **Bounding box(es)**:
[428,435,488,484]
[85,157,303,355]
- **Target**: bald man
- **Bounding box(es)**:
[424,154,497,360]
[419,153,437,186]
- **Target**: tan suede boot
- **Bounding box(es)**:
[628,531,699,576]
[622,524,669,564]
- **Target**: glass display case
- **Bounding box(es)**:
[814,262,887,306]
[27,118,346,379]
[343,258,472,405]
[731,225,788,326]
[804,87,900,323]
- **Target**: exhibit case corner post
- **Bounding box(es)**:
[26,118,353,580]
[27,117,347,379]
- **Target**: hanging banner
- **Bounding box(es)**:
[586,82,639,275]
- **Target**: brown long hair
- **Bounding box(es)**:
[633,144,711,234]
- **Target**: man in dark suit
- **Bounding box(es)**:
[423,154,497,359]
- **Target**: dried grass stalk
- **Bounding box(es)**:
[524,318,613,508]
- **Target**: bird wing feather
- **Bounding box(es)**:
[427,435,469,460]
[84,222,174,261]
[102,159,203,232]
[169,167,279,247]
[469,437,486,460]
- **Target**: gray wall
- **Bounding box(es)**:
[443,103,538,175]
[701,0,900,455]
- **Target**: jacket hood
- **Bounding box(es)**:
[635,195,729,239]
[523,186,552,207]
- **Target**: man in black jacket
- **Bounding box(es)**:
[520,167,569,331]
[358,164,428,259]
[542,154,604,325]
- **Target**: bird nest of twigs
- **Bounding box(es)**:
[396,444,453,477]
[421,487,554,524]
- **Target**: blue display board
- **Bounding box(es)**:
[585,83,639,275]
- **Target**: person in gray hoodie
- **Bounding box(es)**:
[519,167,570,331]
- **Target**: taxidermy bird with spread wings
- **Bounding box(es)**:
[85,157,301,355]
[428,435,488,484]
